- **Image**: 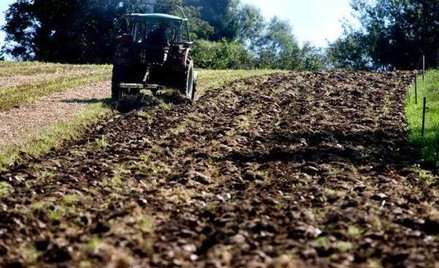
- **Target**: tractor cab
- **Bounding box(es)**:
[112,5,196,112]
[126,13,191,65]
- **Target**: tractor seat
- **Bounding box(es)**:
[141,42,169,65]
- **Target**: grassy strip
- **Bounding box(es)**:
[0,68,281,172]
[0,72,111,111]
[405,69,439,163]
[196,69,284,95]
[0,62,108,77]
[0,101,111,172]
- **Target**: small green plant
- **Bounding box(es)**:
[21,243,42,265]
[95,135,109,149]
[62,194,79,204]
[48,210,62,222]
[159,102,172,110]
[0,181,13,198]
[139,154,149,162]
[79,259,94,268]
[315,236,331,249]
[336,241,353,252]
[29,200,47,212]
[348,225,364,239]
[368,259,383,268]
[87,237,102,253]
[136,216,155,234]
[411,164,435,183]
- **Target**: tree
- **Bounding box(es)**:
[327,27,374,70]
[329,0,439,70]
[184,0,240,41]
[235,3,264,50]
[192,39,254,69]
[180,5,214,40]
[2,0,123,62]
[2,0,35,60]
[299,42,329,71]
[255,17,301,70]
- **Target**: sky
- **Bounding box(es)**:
[240,0,354,47]
[0,0,355,49]
[0,0,10,48]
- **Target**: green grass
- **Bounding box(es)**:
[405,69,439,164]
[0,63,282,172]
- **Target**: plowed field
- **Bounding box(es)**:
[1,72,438,267]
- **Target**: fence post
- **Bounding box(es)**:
[414,75,418,104]
[422,55,425,81]
[422,97,427,137]
[436,49,439,68]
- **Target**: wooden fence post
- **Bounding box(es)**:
[422,55,425,81]
[422,97,427,137]
[415,75,418,104]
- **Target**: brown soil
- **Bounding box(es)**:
[0,72,438,267]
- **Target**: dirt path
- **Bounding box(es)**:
[0,72,438,267]
[0,80,109,148]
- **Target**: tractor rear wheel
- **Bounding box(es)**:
[111,64,128,101]
[183,61,196,101]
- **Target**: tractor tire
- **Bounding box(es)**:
[111,64,128,101]
[112,42,140,102]
[183,61,196,101]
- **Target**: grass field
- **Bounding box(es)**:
[405,69,439,164]
[0,62,282,171]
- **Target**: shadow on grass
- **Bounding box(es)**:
[62,98,112,107]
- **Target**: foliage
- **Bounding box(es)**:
[2,0,35,60]
[253,17,326,71]
[2,0,122,62]
[192,39,254,69]
[329,0,439,70]
[235,3,264,47]
[299,42,329,71]
[184,0,239,41]
[254,17,301,70]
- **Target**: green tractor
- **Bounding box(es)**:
[112,4,196,111]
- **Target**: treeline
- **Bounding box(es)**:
[328,0,439,71]
[0,0,326,70]
[1,0,438,71]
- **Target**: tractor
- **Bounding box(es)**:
[111,4,196,111]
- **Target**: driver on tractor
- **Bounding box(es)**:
[146,22,169,47]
